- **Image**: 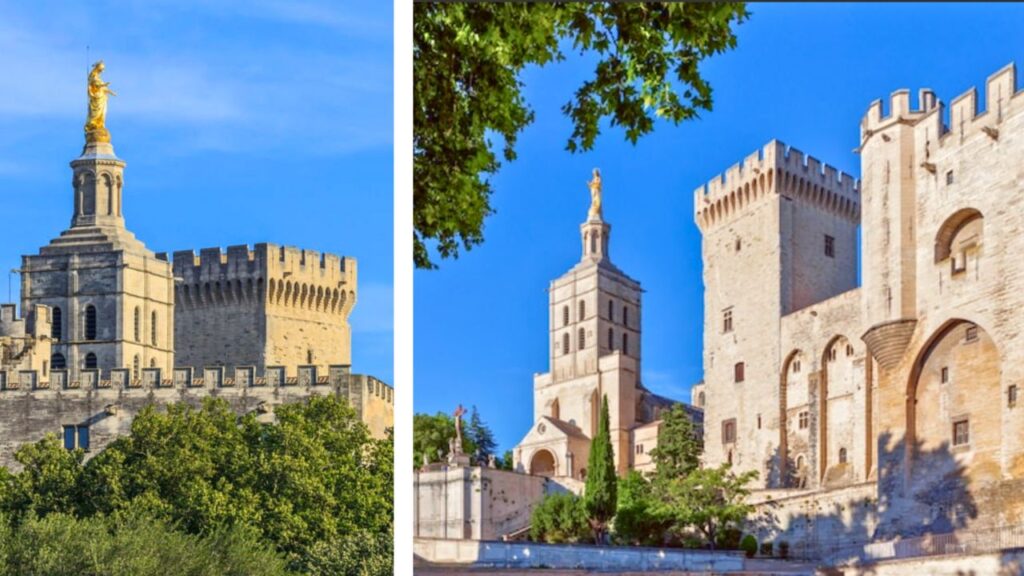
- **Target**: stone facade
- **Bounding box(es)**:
[513,188,702,480]
[170,243,355,377]
[696,63,1024,542]
[0,107,391,463]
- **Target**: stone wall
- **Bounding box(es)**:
[171,243,356,376]
[0,364,392,467]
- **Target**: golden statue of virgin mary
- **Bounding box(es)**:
[84,61,117,143]
[587,168,603,220]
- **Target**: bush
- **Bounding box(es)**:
[716,526,742,550]
[759,541,773,556]
[778,540,790,559]
[740,534,757,558]
[529,492,589,544]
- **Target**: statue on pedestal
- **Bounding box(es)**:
[587,168,602,220]
[85,61,117,144]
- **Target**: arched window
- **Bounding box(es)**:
[578,327,586,350]
[622,333,629,355]
[51,307,62,340]
[590,233,597,254]
[623,306,629,327]
[133,307,141,342]
[132,355,140,381]
[562,333,570,355]
[151,311,158,345]
[562,306,569,327]
[607,327,614,350]
[607,300,614,321]
[84,305,97,340]
[149,358,156,368]
[838,448,848,464]
[51,353,66,370]
[84,352,97,369]
[698,391,706,407]
[578,300,585,321]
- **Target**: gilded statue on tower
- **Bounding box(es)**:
[588,168,603,220]
[84,61,117,144]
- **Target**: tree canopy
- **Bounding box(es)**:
[0,396,392,576]
[414,2,748,268]
[650,404,702,481]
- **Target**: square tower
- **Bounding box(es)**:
[694,141,859,484]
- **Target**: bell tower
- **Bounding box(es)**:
[20,62,175,381]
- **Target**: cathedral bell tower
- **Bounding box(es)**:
[20,62,175,381]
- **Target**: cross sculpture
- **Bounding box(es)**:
[453,404,466,455]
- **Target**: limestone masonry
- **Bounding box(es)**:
[0,116,391,465]
[695,62,1024,549]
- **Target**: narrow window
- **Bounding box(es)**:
[793,360,801,373]
[578,300,585,321]
[51,306,62,340]
[43,360,48,376]
[953,419,970,446]
[839,448,848,464]
[846,344,854,357]
[133,355,140,381]
[799,411,809,430]
[734,362,745,383]
[51,353,66,370]
[727,450,734,465]
[735,238,742,252]
[756,413,762,429]
[946,170,954,186]
[562,306,569,327]
[608,300,614,321]
[77,425,90,451]
[590,233,597,254]
[1009,385,1019,409]
[151,311,158,345]
[722,419,737,444]
[149,358,156,368]
[133,307,140,342]
[622,333,628,355]
[84,305,97,340]
[578,327,585,350]
[84,352,97,369]
[307,349,314,364]
[562,333,570,355]
[941,366,949,383]
[824,235,835,258]
[623,306,629,327]
[723,309,733,333]
[607,327,614,350]
[965,325,978,343]
[63,426,75,450]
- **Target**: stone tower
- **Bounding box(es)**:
[515,172,644,478]
[694,140,859,483]
[20,137,176,381]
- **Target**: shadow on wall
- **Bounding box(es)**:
[753,430,979,566]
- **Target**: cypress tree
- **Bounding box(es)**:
[583,395,617,544]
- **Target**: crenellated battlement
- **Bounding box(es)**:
[0,304,51,340]
[0,365,393,406]
[694,140,859,231]
[169,243,356,315]
[861,63,1021,147]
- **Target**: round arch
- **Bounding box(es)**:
[934,208,983,263]
[819,334,858,483]
[905,318,1002,479]
[529,449,557,477]
[778,348,805,487]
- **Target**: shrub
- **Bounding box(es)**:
[740,534,757,558]
[778,540,790,559]
[716,526,742,550]
[759,541,773,556]
[529,492,589,544]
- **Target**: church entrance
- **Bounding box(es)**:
[529,449,557,477]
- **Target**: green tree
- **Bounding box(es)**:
[653,464,757,550]
[465,405,497,464]
[529,492,589,544]
[0,396,393,575]
[414,2,748,268]
[612,470,668,546]
[499,449,515,471]
[413,411,478,468]
[0,512,288,576]
[300,530,393,576]
[583,395,617,544]
[649,404,702,481]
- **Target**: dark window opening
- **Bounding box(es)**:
[51,307,62,340]
[734,362,745,383]
[953,419,970,446]
[84,305,97,340]
[84,352,97,370]
[825,235,835,258]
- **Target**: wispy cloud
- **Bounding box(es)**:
[0,1,391,155]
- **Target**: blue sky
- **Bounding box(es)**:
[414,3,1024,453]
[0,0,393,383]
